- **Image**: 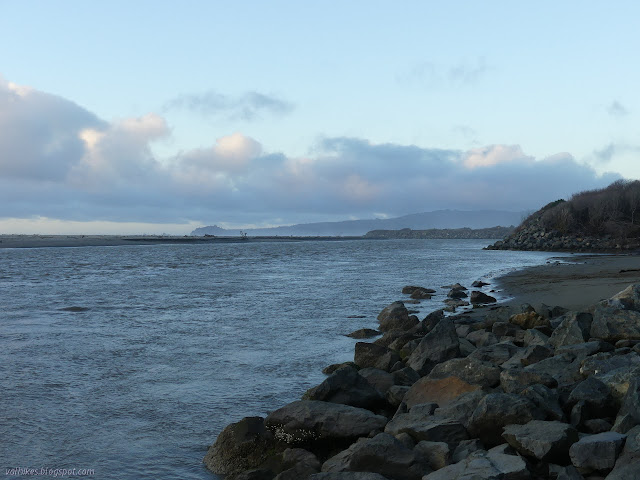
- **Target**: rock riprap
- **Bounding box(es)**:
[205,283,640,479]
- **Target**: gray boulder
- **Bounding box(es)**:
[502,420,578,462]
[358,368,394,395]
[466,329,499,347]
[203,416,283,476]
[434,390,487,428]
[354,342,401,372]
[549,312,593,347]
[569,431,627,472]
[590,303,640,342]
[468,341,521,366]
[427,357,501,388]
[468,393,544,447]
[470,291,497,304]
[523,354,583,387]
[414,440,450,470]
[265,401,388,445]
[303,366,384,409]
[384,413,468,446]
[321,433,427,480]
[499,369,557,394]
[346,328,381,339]
[406,318,460,376]
[609,283,640,310]
[377,302,418,332]
[520,384,565,421]
[422,449,529,480]
[310,473,390,480]
[566,377,614,418]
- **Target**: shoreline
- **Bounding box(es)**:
[0,234,367,249]
[494,253,640,311]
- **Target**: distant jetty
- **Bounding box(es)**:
[365,226,514,240]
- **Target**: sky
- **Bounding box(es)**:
[0,1,638,234]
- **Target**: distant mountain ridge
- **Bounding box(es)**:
[191,210,524,237]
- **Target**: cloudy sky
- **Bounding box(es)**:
[1,1,637,234]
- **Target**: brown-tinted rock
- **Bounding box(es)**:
[404,376,482,409]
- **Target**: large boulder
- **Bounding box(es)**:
[427,357,501,389]
[520,384,565,422]
[377,302,418,332]
[404,376,482,409]
[385,415,468,447]
[321,433,427,480]
[509,311,550,329]
[467,393,544,447]
[406,318,460,376]
[303,366,384,409]
[499,369,557,394]
[422,449,529,480]
[265,401,388,446]
[566,376,614,418]
[502,420,578,463]
[354,342,401,372]
[569,432,627,472]
[609,283,640,310]
[468,341,521,366]
[204,416,284,476]
[590,304,640,342]
[470,291,497,304]
[549,312,593,347]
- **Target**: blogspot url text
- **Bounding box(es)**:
[5,467,95,477]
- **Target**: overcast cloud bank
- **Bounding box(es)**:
[0,77,620,233]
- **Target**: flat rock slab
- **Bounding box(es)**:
[404,376,482,409]
[422,449,529,480]
[265,401,388,444]
[384,413,468,446]
[569,431,627,472]
[321,433,425,480]
[502,420,578,463]
[428,357,501,388]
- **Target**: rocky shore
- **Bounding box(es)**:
[204,259,640,480]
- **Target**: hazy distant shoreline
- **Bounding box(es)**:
[0,235,369,249]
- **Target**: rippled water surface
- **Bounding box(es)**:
[1,239,558,479]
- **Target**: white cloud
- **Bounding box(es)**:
[463,144,532,169]
[0,77,622,231]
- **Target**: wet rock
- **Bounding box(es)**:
[354,342,402,372]
[402,286,436,295]
[569,432,627,472]
[204,416,284,476]
[321,433,427,480]
[427,357,501,388]
[377,302,418,332]
[549,312,594,347]
[323,362,359,375]
[467,393,544,447]
[406,318,460,376]
[470,291,497,304]
[404,376,482,409]
[303,366,384,409]
[411,288,434,300]
[265,401,388,445]
[472,280,490,287]
[346,328,381,339]
[447,289,468,299]
[502,420,578,462]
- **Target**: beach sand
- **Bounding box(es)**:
[496,253,640,311]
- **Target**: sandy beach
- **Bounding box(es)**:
[496,253,640,311]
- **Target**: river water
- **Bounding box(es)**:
[1,239,558,479]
